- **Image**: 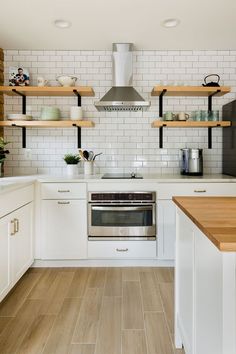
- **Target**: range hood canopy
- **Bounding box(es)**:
[95,43,150,112]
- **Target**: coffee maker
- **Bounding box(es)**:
[180,148,203,176]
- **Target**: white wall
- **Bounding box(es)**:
[3,49,236,176]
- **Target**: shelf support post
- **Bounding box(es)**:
[12,89,26,114]
[208,89,221,112]
[73,89,81,106]
[12,124,27,148]
[208,127,212,149]
[72,124,81,149]
[159,89,167,117]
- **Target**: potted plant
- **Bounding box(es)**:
[63,153,81,176]
[0,137,10,177]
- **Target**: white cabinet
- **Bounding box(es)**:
[158,182,236,260]
[10,203,34,284]
[0,215,11,301]
[41,183,87,260]
[158,200,176,260]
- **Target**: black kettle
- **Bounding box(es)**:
[202,74,220,87]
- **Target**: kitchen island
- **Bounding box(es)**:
[173,197,236,354]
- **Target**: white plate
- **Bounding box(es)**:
[7,114,32,121]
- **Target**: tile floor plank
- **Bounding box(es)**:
[16,314,55,354]
[42,298,81,354]
[72,288,103,344]
[27,269,58,300]
[0,299,42,354]
[40,271,74,315]
[122,330,147,354]
[154,267,174,283]
[87,268,107,288]
[0,273,41,317]
[140,272,162,312]
[0,317,11,336]
[122,267,140,281]
[95,296,121,354]
[144,312,173,354]
[66,268,90,298]
[69,344,95,354]
[159,282,174,338]
[104,268,122,296]
[122,281,143,329]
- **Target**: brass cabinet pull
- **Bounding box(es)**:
[116,248,128,252]
[15,218,19,233]
[10,220,15,236]
[57,201,70,205]
[194,190,206,193]
[58,190,70,193]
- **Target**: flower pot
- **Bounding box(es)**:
[66,164,78,176]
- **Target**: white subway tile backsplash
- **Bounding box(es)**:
[3,49,235,176]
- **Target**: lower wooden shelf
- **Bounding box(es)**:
[0,120,94,128]
[151,120,231,128]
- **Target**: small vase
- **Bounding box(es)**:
[66,164,78,176]
[84,161,94,175]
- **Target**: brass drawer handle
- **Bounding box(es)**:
[58,201,70,205]
[194,190,206,193]
[116,248,128,252]
[58,190,70,193]
[15,218,19,233]
[10,220,15,236]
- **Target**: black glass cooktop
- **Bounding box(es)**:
[102,173,143,179]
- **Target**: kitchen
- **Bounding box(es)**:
[1,1,236,353]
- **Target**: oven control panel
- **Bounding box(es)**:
[89,192,156,202]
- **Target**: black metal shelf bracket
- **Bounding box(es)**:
[72,124,81,148]
[159,89,167,117]
[73,89,81,107]
[208,89,221,112]
[12,124,26,148]
[159,124,166,148]
[12,89,26,114]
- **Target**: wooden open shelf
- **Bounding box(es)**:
[151,120,231,128]
[0,120,94,128]
[151,86,231,97]
[0,86,95,97]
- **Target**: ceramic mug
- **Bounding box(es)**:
[163,112,175,121]
[177,112,190,121]
[70,106,83,120]
[37,77,48,87]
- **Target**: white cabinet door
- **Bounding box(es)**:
[158,200,176,260]
[0,215,11,301]
[10,203,34,283]
[41,200,87,259]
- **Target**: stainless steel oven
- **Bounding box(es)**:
[88,192,156,240]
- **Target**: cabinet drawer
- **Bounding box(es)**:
[41,183,86,199]
[158,183,236,199]
[88,241,156,259]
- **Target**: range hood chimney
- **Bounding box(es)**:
[95,43,150,112]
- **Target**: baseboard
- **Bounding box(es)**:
[32,259,175,267]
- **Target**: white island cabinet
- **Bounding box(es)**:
[0,184,34,302]
[174,197,236,354]
[41,183,87,259]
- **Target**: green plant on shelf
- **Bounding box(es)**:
[63,153,81,165]
[0,137,10,164]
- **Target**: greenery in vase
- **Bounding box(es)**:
[63,154,81,165]
[0,137,10,164]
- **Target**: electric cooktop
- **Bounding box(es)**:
[102,173,143,179]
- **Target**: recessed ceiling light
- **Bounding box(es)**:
[54,19,71,29]
[162,18,180,28]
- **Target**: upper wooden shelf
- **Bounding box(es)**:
[151,86,231,97]
[0,120,95,128]
[0,86,95,97]
[151,120,231,128]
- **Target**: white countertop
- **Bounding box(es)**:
[0,173,235,195]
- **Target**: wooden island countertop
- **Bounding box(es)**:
[173,196,236,252]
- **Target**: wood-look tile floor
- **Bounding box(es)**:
[0,267,185,354]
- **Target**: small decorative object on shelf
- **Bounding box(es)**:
[9,67,30,86]
[63,153,81,176]
[37,77,48,87]
[0,137,10,177]
[56,76,77,87]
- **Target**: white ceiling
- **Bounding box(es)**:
[1,0,236,50]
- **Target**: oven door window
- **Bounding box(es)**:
[91,205,153,227]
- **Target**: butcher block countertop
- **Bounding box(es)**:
[173,196,236,252]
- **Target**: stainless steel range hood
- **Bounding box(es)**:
[95,43,150,112]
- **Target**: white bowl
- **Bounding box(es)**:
[56,76,77,87]
[7,114,32,121]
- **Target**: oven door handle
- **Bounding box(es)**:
[91,206,153,211]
